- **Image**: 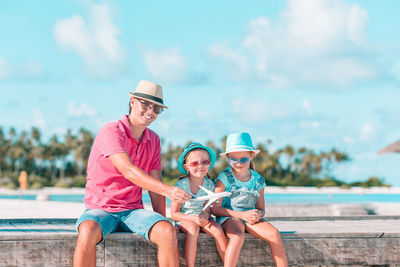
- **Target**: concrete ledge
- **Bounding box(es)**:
[1,217,400,266]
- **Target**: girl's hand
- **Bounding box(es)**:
[240,209,262,225]
[196,212,209,227]
[257,209,265,218]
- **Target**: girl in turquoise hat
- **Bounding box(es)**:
[212,133,288,267]
[171,142,228,267]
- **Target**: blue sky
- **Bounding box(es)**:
[1,0,399,185]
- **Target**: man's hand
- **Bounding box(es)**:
[166,186,191,204]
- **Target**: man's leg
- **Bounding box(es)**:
[148,220,180,267]
[121,209,178,267]
[74,209,118,267]
[74,220,102,267]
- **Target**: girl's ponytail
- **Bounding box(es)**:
[249,161,254,170]
[178,174,189,180]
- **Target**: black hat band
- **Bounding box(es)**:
[133,92,164,105]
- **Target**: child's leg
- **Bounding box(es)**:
[202,221,228,262]
[178,221,200,267]
[246,220,288,267]
[222,219,245,267]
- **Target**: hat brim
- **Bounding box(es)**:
[220,148,260,158]
[177,144,216,174]
[129,92,168,109]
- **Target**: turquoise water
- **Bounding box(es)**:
[264,193,400,204]
[2,193,400,204]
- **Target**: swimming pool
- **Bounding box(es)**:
[2,193,400,204]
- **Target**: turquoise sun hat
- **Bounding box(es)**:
[177,142,216,174]
[220,132,260,157]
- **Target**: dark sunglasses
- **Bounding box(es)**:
[187,160,211,167]
[229,157,250,165]
[136,98,164,114]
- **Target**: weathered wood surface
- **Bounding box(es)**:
[1,217,400,266]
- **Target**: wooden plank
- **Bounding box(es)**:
[104,233,158,267]
[0,218,399,266]
[0,239,104,267]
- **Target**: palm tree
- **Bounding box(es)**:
[29,127,43,175]
[12,131,29,174]
[74,128,94,176]
[0,127,7,175]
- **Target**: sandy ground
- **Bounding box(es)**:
[1,187,400,219]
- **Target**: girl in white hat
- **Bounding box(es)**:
[171,143,228,267]
[212,133,288,267]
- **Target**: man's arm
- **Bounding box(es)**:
[149,169,166,217]
[109,152,190,204]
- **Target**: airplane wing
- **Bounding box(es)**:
[199,185,214,196]
[202,197,218,211]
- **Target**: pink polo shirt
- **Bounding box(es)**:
[83,115,162,212]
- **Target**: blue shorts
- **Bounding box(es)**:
[217,216,266,227]
[76,208,169,241]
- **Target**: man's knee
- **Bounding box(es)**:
[77,220,102,245]
[149,220,177,245]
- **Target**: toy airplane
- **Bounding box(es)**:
[189,185,232,211]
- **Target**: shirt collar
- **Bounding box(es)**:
[121,115,150,143]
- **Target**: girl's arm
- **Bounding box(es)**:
[212,180,262,224]
[255,188,266,219]
[171,200,208,225]
[211,180,245,219]
[203,206,212,219]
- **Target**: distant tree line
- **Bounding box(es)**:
[0,126,389,189]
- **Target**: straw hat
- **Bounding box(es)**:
[177,142,216,174]
[129,80,168,109]
[220,132,260,157]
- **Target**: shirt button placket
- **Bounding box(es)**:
[134,145,141,165]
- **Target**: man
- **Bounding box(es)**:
[73,80,191,267]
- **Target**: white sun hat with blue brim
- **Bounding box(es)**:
[177,142,216,174]
[220,132,260,157]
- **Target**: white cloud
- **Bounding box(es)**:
[68,101,98,117]
[231,98,291,124]
[153,118,187,138]
[143,47,188,84]
[360,122,376,142]
[298,120,320,131]
[208,42,249,81]
[281,0,367,52]
[0,59,43,80]
[327,58,374,85]
[210,0,374,88]
[0,59,10,79]
[346,5,368,45]
[54,3,124,78]
[22,61,44,78]
[390,59,400,81]
[32,109,46,129]
[196,109,212,122]
[302,99,312,112]
[311,121,320,130]
[343,136,355,144]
